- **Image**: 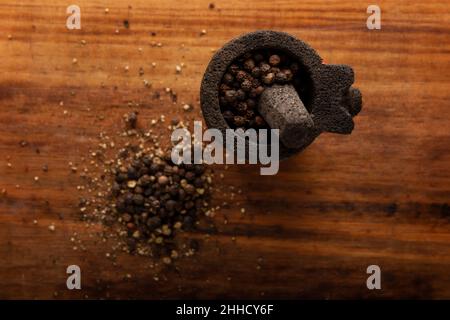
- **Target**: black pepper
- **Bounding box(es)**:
[219,49,303,130]
[109,149,213,261]
[269,54,281,66]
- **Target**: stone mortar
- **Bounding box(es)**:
[200,30,362,159]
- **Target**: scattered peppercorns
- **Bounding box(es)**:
[219,49,306,129]
[77,111,218,264]
[112,149,213,260]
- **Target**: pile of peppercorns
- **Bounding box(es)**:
[111,150,212,263]
[219,49,302,129]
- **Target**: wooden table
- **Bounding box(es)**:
[1,0,449,299]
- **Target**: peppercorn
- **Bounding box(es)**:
[252,78,261,88]
[149,163,159,173]
[133,194,144,205]
[115,194,125,207]
[116,172,127,183]
[228,64,239,75]
[127,180,137,188]
[184,184,196,195]
[270,67,281,75]
[139,175,151,186]
[185,171,195,181]
[146,216,161,230]
[158,175,169,186]
[127,238,137,251]
[233,116,246,127]
[243,59,255,71]
[246,98,256,109]
[125,192,134,204]
[224,90,237,103]
[183,216,194,230]
[260,63,271,74]
[165,199,177,211]
[283,69,293,81]
[275,71,288,83]
[241,79,252,92]
[164,165,173,175]
[262,73,275,85]
[254,116,266,127]
[252,86,265,97]
[122,213,132,222]
[193,177,204,188]
[138,166,149,176]
[194,164,205,175]
[126,111,138,128]
[231,81,240,89]
[220,83,231,94]
[290,62,300,73]
[235,89,246,101]
[251,67,261,78]
[185,201,194,209]
[269,54,281,66]
[161,224,171,236]
[223,73,234,85]
[235,102,247,115]
[223,110,234,123]
[127,166,138,179]
[236,70,248,83]
[253,53,264,63]
[249,88,257,98]
[112,182,121,195]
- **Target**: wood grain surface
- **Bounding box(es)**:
[1,0,449,299]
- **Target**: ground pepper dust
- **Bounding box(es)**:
[76,111,224,265]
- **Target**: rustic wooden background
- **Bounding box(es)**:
[1,0,449,299]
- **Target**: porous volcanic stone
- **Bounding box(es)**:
[258,84,314,149]
[200,30,362,159]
